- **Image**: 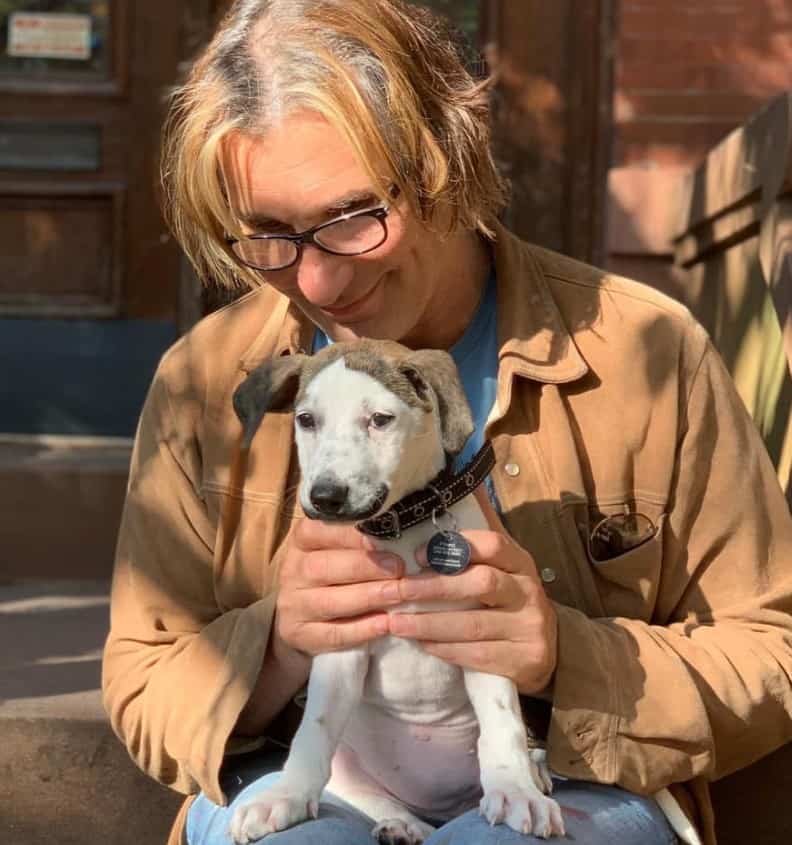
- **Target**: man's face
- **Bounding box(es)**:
[221,112,449,346]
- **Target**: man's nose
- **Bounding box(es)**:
[295,246,353,308]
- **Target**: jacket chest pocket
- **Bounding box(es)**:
[558,500,666,622]
[203,428,302,609]
[203,485,299,610]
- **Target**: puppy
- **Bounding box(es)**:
[230,339,565,844]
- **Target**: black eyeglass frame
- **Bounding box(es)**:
[586,511,658,563]
[226,205,391,271]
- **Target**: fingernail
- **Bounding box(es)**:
[414,545,429,568]
[377,554,401,575]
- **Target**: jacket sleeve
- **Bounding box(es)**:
[101,357,277,806]
[547,329,792,794]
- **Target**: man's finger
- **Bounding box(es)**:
[473,484,505,531]
[397,566,510,606]
[302,580,405,620]
[419,640,554,694]
[418,639,512,675]
[293,517,378,552]
[294,548,404,586]
[298,613,389,653]
[389,609,511,642]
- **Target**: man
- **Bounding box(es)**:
[102,2,792,844]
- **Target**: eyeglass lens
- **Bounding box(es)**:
[589,512,656,561]
[233,212,387,270]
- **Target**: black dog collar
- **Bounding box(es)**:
[357,440,496,540]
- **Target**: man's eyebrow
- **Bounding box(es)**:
[322,190,381,215]
[238,190,382,230]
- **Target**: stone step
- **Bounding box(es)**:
[0,580,182,845]
[0,435,131,580]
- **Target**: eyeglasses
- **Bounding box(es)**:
[587,512,657,563]
[227,205,391,271]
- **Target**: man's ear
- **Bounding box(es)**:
[399,349,474,458]
[233,354,308,448]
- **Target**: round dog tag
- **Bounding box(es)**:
[427,530,471,575]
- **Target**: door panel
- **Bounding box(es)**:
[0,182,123,315]
[0,0,186,437]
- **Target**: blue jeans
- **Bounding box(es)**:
[187,750,678,845]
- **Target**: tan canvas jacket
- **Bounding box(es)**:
[102,225,792,845]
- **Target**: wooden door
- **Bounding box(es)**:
[0,0,209,579]
[0,0,205,438]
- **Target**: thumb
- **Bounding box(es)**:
[473,483,506,533]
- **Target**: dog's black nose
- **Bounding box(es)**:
[309,480,349,516]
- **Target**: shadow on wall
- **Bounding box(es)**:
[0,580,109,712]
[607,164,792,502]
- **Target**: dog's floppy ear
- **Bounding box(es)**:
[399,349,474,458]
[233,354,308,448]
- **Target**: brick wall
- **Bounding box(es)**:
[607,0,792,291]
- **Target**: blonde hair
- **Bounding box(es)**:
[161,0,508,289]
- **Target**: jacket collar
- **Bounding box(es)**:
[238,222,589,386]
[239,294,312,373]
[490,221,588,386]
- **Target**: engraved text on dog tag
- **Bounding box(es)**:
[427,530,471,575]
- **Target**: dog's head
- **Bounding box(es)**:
[233,339,474,522]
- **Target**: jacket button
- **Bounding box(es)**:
[504,462,520,477]
[540,567,557,584]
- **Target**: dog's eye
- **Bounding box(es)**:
[295,412,316,430]
[369,412,394,430]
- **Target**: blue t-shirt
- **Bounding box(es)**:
[312,266,499,490]
[447,266,498,471]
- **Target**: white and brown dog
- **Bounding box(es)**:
[231,339,565,844]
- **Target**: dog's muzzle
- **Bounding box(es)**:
[307,476,389,522]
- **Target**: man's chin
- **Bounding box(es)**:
[301,283,409,341]
[316,320,404,344]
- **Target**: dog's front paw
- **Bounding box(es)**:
[479,785,565,839]
[229,786,319,844]
[372,817,435,845]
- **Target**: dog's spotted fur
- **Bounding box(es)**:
[230,339,565,844]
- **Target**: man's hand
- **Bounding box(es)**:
[387,486,558,695]
[274,518,406,656]
[238,518,403,736]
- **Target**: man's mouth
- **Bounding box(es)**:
[321,278,383,322]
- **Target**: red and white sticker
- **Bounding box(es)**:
[8,12,92,62]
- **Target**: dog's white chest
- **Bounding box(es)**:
[328,496,490,817]
[338,635,482,817]
[358,494,488,716]
[364,636,467,715]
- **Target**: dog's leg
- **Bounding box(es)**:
[463,670,565,839]
[353,795,435,845]
[326,749,436,845]
[230,647,369,844]
[371,813,436,845]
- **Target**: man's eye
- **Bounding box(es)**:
[370,412,394,430]
[296,412,316,430]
